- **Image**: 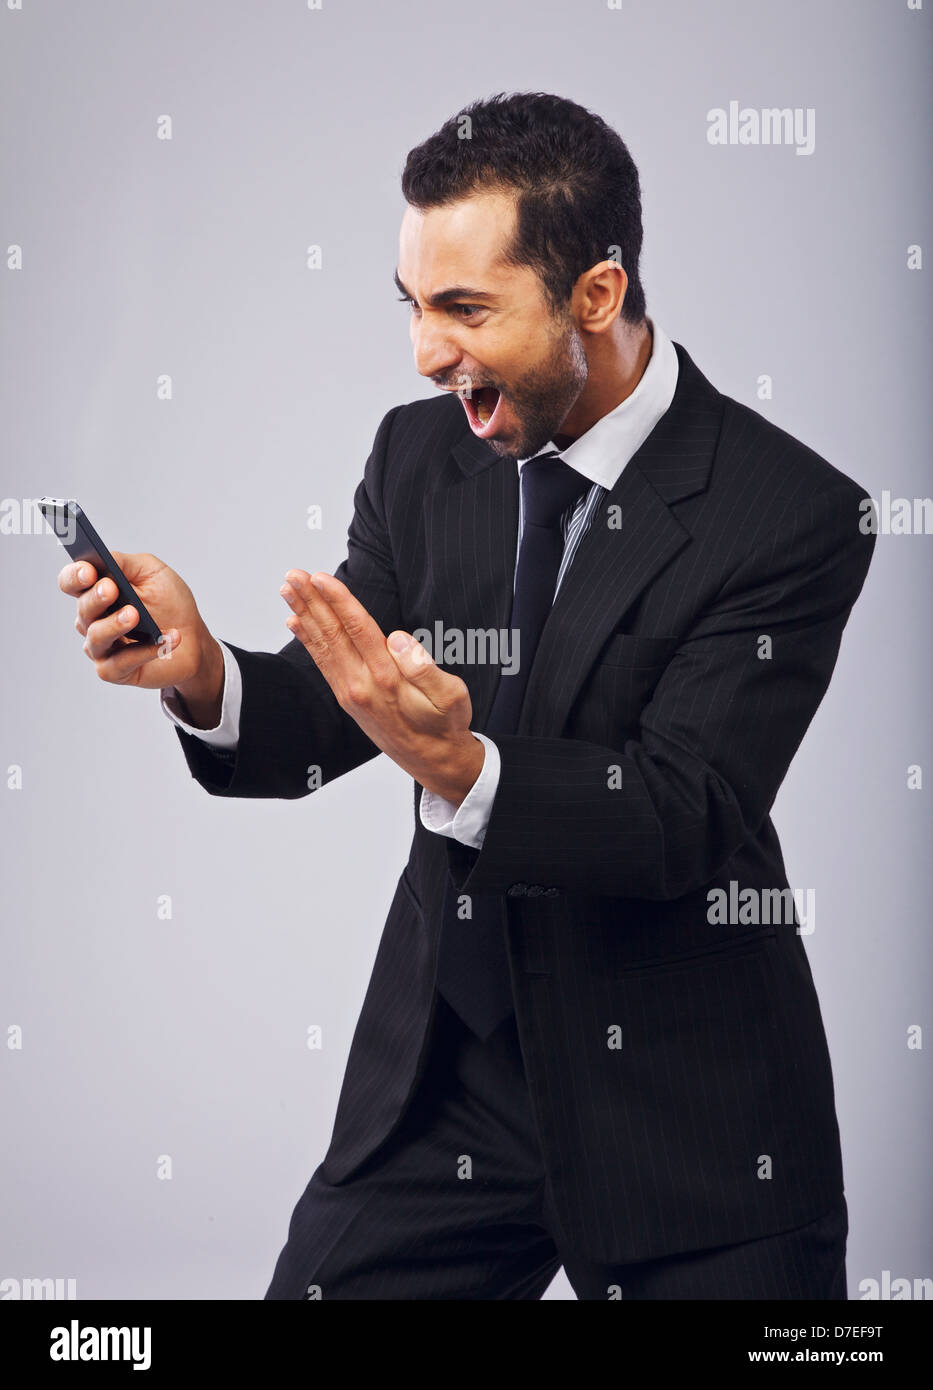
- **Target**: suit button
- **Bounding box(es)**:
[507,883,528,897]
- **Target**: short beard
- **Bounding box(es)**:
[486,311,588,461]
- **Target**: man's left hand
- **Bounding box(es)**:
[280,569,485,807]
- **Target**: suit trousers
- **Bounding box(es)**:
[264,994,848,1300]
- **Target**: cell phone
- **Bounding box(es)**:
[38,498,163,645]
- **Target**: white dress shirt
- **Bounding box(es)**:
[161,318,680,849]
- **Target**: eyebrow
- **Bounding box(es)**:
[394,268,499,306]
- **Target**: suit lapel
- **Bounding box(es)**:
[423,443,519,729]
[423,341,724,737]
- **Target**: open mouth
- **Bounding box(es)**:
[459,384,504,436]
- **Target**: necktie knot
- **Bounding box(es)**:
[520,452,586,529]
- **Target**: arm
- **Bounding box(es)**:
[171,405,406,799]
[444,482,877,900]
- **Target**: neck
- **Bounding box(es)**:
[552,318,653,449]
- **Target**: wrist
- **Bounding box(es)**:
[175,636,225,728]
[425,732,485,807]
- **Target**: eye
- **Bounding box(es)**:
[395,296,486,321]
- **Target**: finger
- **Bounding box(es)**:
[298,571,398,682]
[386,632,470,716]
[84,604,142,659]
[59,561,98,596]
[109,550,157,584]
[75,575,120,636]
[280,571,368,683]
[90,630,175,686]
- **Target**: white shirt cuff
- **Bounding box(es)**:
[160,640,241,749]
[418,732,500,850]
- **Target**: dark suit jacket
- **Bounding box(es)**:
[175,341,875,1263]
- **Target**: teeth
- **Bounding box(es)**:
[475,388,495,424]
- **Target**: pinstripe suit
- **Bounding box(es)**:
[173,340,874,1297]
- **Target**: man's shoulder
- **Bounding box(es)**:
[377,374,873,513]
[382,391,470,464]
[715,391,871,511]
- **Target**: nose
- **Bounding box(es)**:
[411,316,463,383]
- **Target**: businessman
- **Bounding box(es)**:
[62,92,876,1299]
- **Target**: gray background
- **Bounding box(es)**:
[1,0,929,1301]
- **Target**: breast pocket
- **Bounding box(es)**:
[582,632,681,742]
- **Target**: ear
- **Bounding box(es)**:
[575,260,629,333]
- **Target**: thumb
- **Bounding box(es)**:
[386,632,466,716]
[387,631,435,670]
[386,633,456,700]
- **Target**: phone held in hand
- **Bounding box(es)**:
[39,498,163,645]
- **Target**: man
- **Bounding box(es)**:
[62,92,875,1299]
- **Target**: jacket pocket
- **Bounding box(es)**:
[606,927,777,979]
[583,633,681,742]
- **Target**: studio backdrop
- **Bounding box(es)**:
[1,0,929,1300]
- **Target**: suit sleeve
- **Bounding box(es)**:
[173,405,405,799]
[445,481,877,900]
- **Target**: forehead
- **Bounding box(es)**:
[398,189,519,288]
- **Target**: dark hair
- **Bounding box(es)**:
[401,91,647,326]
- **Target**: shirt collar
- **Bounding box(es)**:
[516,317,679,491]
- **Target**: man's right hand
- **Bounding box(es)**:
[59,552,225,727]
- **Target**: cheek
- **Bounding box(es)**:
[502,332,558,388]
